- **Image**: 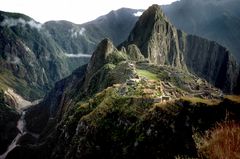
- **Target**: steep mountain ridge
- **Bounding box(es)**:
[43,8,143,55]
[25,39,134,133]
[0,8,143,101]
[0,11,67,100]
[0,11,91,100]
[9,37,239,159]
[162,0,240,61]
[122,5,240,93]
[1,4,240,159]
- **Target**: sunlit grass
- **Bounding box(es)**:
[181,96,221,105]
[136,69,158,80]
[225,95,240,103]
[198,121,240,159]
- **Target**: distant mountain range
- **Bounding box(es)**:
[44,8,143,54]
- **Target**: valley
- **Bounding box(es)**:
[0,1,240,159]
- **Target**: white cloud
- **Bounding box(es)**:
[27,20,42,30]
[70,27,86,38]
[79,28,86,35]
[133,11,144,17]
[63,53,91,58]
[0,0,178,24]
[0,17,42,30]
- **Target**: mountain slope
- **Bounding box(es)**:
[122,5,239,93]
[8,38,239,159]
[43,8,143,54]
[0,11,90,100]
[0,8,143,101]
[162,0,240,61]
[2,4,240,159]
[0,90,19,154]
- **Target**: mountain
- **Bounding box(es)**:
[0,8,143,102]
[0,9,142,153]
[0,90,19,155]
[5,5,240,159]
[1,2,239,103]
[122,4,240,93]
[0,11,69,100]
[43,8,143,55]
[162,0,240,61]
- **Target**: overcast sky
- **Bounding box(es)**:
[0,0,178,24]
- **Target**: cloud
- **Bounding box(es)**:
[133,11,143,17]
[0,17,42,30]
[79,28,86,35]
[63,53,91,58]
[70,27,86,38]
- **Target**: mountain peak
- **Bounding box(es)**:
[124,4,181,66]
[139,4,165,22]
[122,3,239,93]
[87,38,116,73]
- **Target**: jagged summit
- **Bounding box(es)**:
[139,4,166,22]
[87,38,116,73]
[125,4,185,68]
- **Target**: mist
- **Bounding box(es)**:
[63,53,91,58]
[0,17,42,30]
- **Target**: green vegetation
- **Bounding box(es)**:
[0,68,44,100]
[136,69,158,80]
[50,83,240,159]
[106,51,128,64]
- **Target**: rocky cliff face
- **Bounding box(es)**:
[123,5,186,69]
[123,5,240,93]
[0,90,19,154]
[162,0,240,62]
[0,11,90,100]
[0,11,65,99]
[184,35,239,92]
